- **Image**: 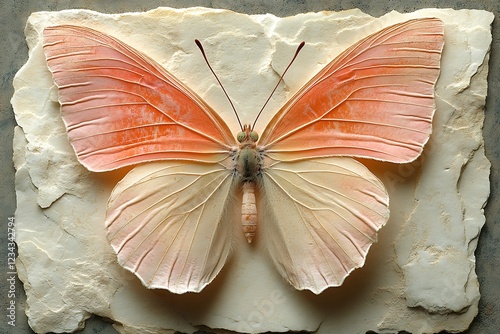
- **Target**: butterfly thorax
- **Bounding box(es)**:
[236,124,261,183]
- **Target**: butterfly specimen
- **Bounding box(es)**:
[42,17,444,294]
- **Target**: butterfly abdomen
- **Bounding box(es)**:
[241,182,257,243]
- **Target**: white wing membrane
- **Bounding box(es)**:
[106,162,234,293]
[261,157,389,294]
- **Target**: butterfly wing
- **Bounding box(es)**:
[259,18,444,163]
[258,18,443,293]
[43,26,238,293]
[106,161,235,293]
[43,25,235,171]
[260,157,389,293]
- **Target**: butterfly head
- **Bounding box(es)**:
[237,124,259,145]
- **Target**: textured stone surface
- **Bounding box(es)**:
[12,7,492,334]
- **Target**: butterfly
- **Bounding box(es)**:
[42,17,444,294]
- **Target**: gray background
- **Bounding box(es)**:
[1,1,498,333]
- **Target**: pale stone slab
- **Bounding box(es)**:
[12,7,492,334]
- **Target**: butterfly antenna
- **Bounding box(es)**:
[195,39,243,131]
[251,41,305,131]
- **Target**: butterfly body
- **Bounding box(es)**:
[42,18,444,294]
[235,125,262,242]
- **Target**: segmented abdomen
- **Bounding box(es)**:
[241,182,257,243]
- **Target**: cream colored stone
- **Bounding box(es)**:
[12,7,492,334]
